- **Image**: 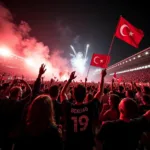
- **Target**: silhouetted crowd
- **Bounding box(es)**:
[0,64,150,150]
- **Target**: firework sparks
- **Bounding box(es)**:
[70,44,89,74]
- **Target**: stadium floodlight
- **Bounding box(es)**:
[145,51,149,55]
[138,55,141,58]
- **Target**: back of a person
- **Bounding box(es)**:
[0,98,23,135]
[101,94,109,104]
[64,102,95,150]
[99,120,142,150]
[96,98,145,150]
[14,125,62,150]
[103,109,119,121]
[52,100,62,125]
[101,88,109,104]
[14,94,63,150]
[102,94,120,121]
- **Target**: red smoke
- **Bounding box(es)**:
[0,4,70,80]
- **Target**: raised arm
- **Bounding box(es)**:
[32,64,46,99]
[85,77,87,88]
[60,71,76,103]
[94,69,107,100]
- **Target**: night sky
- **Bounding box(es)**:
[1,0,150,65]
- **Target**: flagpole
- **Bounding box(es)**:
[86,65,91,78]
[108,35,115,56]
[105,16,121,68]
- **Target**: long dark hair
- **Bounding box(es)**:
[26,94,56,135]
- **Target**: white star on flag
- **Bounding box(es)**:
[100,60,103,63]
[129,31,134,36]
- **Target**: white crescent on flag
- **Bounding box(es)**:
[94,56,99,64]
[94,56,104,64]
[120,24,134,36]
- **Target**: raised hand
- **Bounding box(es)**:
[101,69,107,77]
[69,71,77,81]
[39,64,46,76]
[85,77,87,82]
[50,78,54,83]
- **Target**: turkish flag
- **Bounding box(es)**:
[115,16,144,48]
[90,53,110,68]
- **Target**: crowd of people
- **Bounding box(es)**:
[0,64,150,150]
[107,68,150,83]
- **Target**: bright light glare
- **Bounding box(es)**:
[0,47,11,57]
[25,58,35,67]
[61,74,68,81]
[145,51,149,55]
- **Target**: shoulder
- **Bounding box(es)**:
[88,98,100,106]
[96,121,115,141]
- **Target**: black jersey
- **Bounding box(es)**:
[62,98,99,149]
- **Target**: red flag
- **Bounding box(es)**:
[90,53,110,68]
[115,16,144,48]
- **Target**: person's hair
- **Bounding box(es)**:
[109,94,120,109]
[44,88,49,94]
[87,86,91,92]
[10,86,22,98]
[104,88,108,94]
[119,98,138,119]
[137,87,141,92]
[49,85,59,98]
[142,94,150,105]
[74,84,86,102]
[2,83,10,90]
[143,86,150,94]
[26,94,56,135]
[126,90,134,98]
[119,86,124,92]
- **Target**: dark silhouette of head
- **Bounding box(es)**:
[119,98,138,119]
[49,85,59,99]
[74,84,86,103]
